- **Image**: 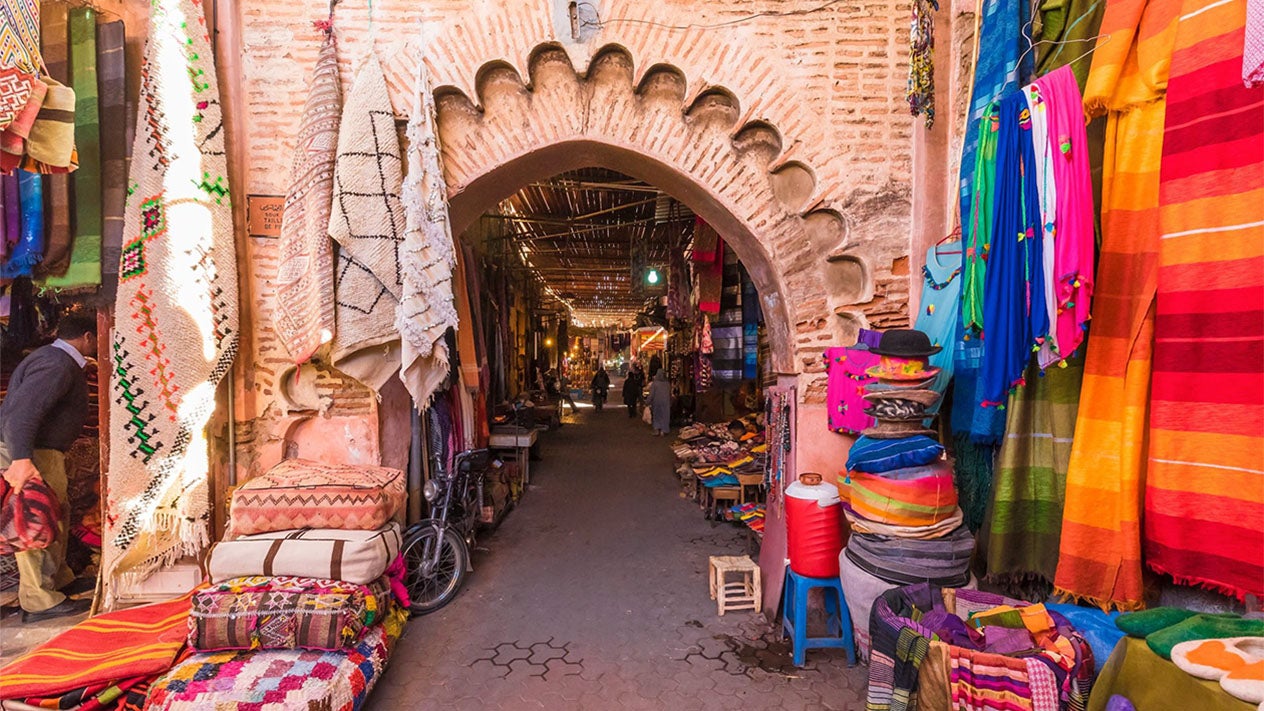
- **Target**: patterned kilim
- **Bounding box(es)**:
[329,53,404,389]
[397,56,458,408]
[98,20,128,282]
[0,65,38,132]
[0,595,191,699]
[41,7,102,289]
[274,28,340,364]
[0,0,40,74]
[104,0,238,604]
[146,616,399,711]
[1145,0,1264,601]
[1053,0,1181,610]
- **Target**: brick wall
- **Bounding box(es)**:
[229,0,923,473]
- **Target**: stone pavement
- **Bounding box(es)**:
[373,403,868,710]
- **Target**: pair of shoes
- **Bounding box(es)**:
[21,596,91,623]
[60,576,96,597]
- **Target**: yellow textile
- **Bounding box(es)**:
[1054,0,1181,610]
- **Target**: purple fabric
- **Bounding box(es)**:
[984,625,1038,655]
[3,174,18,253]
[858,328,884,349]
[826,346,880,434]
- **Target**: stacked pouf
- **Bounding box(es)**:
[145,459,410,710]
[835,330,974,658]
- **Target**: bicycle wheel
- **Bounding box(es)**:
[402,525,468,614]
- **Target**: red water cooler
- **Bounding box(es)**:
[785,472,844,578]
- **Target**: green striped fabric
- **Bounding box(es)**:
[42,6,100,289]
[980,356,1084,587]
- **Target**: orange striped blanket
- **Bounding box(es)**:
[0,595,190,699]
[1145,0,1264,601]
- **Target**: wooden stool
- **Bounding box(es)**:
[708,555,761,615]
[711,485,741,519]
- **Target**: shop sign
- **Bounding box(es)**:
[247,195,284,238]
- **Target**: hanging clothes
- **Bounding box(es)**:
[1035,66,1097,366]
[959,0,1034,307]
[914,242,963,401]
[979,91,1049,409]
[1144,0,1264,602]
[907,0,938,126]
[0,172,40,278]
[1022,82,1061,368]
[825,346,880,435]
[1034,0,1108,88]
[1054,0,1182,611]
[1243,0,1263,86]
[962,103,1000,333]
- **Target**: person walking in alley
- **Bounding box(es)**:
[0,314,98,622]
[623,363,645,418]
[647,369,672,436]
[590,366,611,411]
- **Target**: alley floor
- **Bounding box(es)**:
[373,403,869,710]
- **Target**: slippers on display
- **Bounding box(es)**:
[1171,637,1264,705]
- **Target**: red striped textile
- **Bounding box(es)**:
[1145,0,1264,601]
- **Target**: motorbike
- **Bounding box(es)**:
[401,448,489,614]
[591,387,607,411]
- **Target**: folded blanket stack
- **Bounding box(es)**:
[866,584,1096,711]
[672,414,768,522]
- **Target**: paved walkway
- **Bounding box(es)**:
[374,404,867,710]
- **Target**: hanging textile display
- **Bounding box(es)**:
[666,240,689,320]
[958,0,1033,289]
[692,218,722,314]
[97,20,128,285]
[907,0,938,126]
[0,0,41,75]
[1034,66,1096,366]
[1022,81,1060,369]
[274,26,341,365]
[979,91,1049,409]
[914,242,962,399]
[1145,0,1264,601]
[961,102,999,333]
[328,54,405,392]
[0,171,41,278]
[981,357,1083,595]
[42,7,101,289]
[711,246,743,383]
[1054,0,1181,610]
[1033,0,1108,87]
[1247,0,1264,86]
[741,267,760,380]
[0,67,43,173]
[825,346,880,434]
[104,0,238,601]
[397,52,459,409]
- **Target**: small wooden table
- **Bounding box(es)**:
[489,428,539,485]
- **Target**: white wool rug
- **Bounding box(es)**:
[104,0,238,604]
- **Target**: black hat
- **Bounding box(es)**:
[869,329,942,358]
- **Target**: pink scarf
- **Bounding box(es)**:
[1033,66,1095,364]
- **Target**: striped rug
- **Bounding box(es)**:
[1145,0,1264,601]
[1053,0,1183,610]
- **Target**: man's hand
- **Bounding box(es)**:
[2,459,41,490]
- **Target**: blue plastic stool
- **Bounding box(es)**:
[781,568,856,666]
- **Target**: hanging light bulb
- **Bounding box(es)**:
[646,268,661,285]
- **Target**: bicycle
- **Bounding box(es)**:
[401,448,490,614]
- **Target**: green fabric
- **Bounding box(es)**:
[42,7,101,289]
[1088,637,1254,711]
[980,357,1082,588]
[1034,0,1106,90]
[952,432,995,533]
[961,101,999,333]
[1146,615,1264,660]
[1115,607,1234,639]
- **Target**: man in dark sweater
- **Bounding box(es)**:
[0,314,98,621]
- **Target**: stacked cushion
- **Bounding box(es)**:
[227,459,405,538]
[207,523,402,586]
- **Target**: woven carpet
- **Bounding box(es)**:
[1054,0,1182,610]
[397,57,458,408]
[104,0,239,605]
[30,4,71,279]
[329,53,405,392]
[980,357,1083,591]
[274,27,340,364]
[42,6,102,289]
[0,0,41,74]
[98,19,128,285]
[0,595,190,700]
[1144,0,1264,601]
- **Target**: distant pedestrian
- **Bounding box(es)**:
[590,367,611,412]
[647,369,672,436]
[622,363,645,418]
